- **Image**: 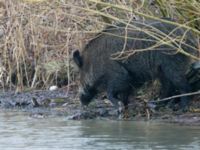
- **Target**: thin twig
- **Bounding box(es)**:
[149,90,200,103]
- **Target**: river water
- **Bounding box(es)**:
[0,110,200,150]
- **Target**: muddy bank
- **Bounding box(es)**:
[0,89,200,125]
[0,89,121,119]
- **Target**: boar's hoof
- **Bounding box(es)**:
[117,101,129,119]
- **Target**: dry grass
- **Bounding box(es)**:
[0,0,199,92]
[0,0,102,91]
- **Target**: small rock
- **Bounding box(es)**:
[31,113,45,119]
[97,108,108,117]
[49,85,58,91]
[62,102,69,107]
[49,102,56,107]
[108,109,118,116]
[104,99,114,106]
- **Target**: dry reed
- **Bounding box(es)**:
[0,0,199,92]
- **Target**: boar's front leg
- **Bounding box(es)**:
[107,76,131,107]
[107,88,119,107]
[118,91,130,118]
[107,87,130,118]
[107,80,131,116]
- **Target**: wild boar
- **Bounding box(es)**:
[73,18,199,111]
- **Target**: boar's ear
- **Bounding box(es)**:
[73,50,83,68]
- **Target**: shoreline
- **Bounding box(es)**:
[0,89,200,125]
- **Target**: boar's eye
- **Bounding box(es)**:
[73,50,83,68]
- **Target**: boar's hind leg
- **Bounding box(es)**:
[160,66,191,111]
[159,73,178,108]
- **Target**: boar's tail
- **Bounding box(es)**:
[186,61,200,91]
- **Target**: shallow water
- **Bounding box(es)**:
[0,110,200,150]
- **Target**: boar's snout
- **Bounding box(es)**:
[79,86,97,106]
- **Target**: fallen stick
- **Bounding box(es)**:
[148,90,200,103]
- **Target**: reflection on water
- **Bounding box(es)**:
[0,110,200,150]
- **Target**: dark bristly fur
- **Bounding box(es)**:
[187,61,200,90]
[73,18,199,111]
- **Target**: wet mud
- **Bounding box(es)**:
[0,89,200,125]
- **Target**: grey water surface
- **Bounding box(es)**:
[0,110,200,150]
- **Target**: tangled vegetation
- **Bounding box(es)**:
[0,0,199,92]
